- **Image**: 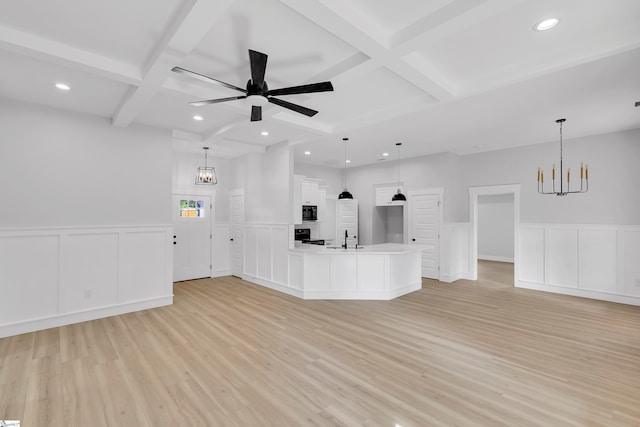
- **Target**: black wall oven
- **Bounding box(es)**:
[302,205,317,221]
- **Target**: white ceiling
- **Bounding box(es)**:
[0,0,639,167]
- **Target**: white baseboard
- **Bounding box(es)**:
[211,270,230,278]
[440,272,473,283]
[478,255,514,263]
[242,275,303,299]
[516,281,640,307]
[0,295,173,338]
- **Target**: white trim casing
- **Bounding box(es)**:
[469,184,521,282]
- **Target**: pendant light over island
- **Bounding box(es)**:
[338,137,353,199]
[391,142,406,201]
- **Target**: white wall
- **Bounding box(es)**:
[0,99,172,228]
[478,194,514,262]
[0,99,174,337]
[461,129,640,225]
[232,141,292,224]
[296,152,464,245]
[294,162,342,197]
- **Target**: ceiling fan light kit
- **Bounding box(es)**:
[173,49,334,122]
[537,119,588,196]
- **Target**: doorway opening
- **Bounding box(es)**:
[469,184,520,285]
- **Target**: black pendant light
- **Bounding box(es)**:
[391,142,406,201]
[338,137,353,199]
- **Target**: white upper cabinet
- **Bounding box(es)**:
[301,179,320,205]
[375,186,405,206]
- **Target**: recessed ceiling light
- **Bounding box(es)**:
[261,131,269,136]
[534,18,559,31]
[55,83,70,91]
[304,151,311,155]
[382,152,389,156]
[345,159,351,163]
[193,115,203,121]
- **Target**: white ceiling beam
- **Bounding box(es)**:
[279,0,454,103]
[0,25,141,85]
[391,0,525,55]
[112,0,236,127]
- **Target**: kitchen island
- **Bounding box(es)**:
[288,243,423,300]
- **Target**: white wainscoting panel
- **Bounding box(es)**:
[244,227,258,277]
[331,256,357,291]
[61,232,119,312]
[518,227,545,284]
[357,255,385,292]
[272,226,289,286]
[0,233,60,327]
[212,224,230,277]
[518,224,640,306]
[289,253,303,290]
[257,227,272,281]
[0,225,173,338]
[243,223,290,289]
[548,228,578,288]
[578,229,617,293]
[119,229,171,303]
[441,222,471,282]
[623,231,640,297]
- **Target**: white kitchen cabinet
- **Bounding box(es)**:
[317,186,327,221]
[376,186,405,206]
[337,198,358,246]
[293,174,303,224]
[301,179,320,205]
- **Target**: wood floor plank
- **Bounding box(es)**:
[1,261,640,425]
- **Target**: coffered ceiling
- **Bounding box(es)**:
[1,0,639,167]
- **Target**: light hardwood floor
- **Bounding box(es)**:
[1,261,640,426]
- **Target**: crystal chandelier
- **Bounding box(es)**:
[537,119,588,196]
[195,146,217,185]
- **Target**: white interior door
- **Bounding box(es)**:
[172,194,211,282]
[336,199,358,246]
[230,193,244,278]
[409,193,440,279]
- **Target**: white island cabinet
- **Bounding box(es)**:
[288,243,422,300]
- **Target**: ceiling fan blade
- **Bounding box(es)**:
[268,97,318,117]
[172,66,247,94]
[251,105,262,121]
[248,50,268,88]
[189,96,247,107]
[267,81,334,97]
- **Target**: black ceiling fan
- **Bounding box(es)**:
[172,49,334,122]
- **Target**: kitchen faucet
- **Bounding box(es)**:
[343,229,348,249]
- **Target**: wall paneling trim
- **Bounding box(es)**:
[0,225,173,337]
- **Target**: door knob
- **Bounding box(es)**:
[173,241,177,245]
[412,238,416,241]
[173,235,176,239]
[230,238,234,241]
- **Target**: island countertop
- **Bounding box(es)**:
[290,242,425,255]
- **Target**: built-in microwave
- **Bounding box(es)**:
[302,205,317,221]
